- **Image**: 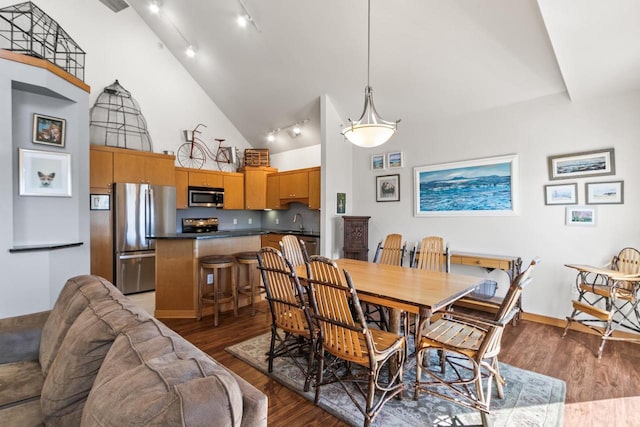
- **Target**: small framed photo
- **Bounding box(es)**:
[544,183,577,205]
[547,148,614,180]
[32,113,66,147]
[376,174,400,202]
[387,151,404,168]
[371,154,385,170]
[566,205,597,226]
[90,194,110,210]
[19,148,72,197]
[336,192,346,214]
[586,181,624,204]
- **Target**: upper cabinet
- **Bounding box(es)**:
[274,167,321,210]
[188,171,223,188]
[243,166,278,210]
[279,170,309,200]
[90,147,114,190]
[223,173,244,210]
[91,146,176,187]
[308,168,321,210]
[266,173,285,210]
[175,167,244,210]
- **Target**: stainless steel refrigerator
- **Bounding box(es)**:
[113,183,176,294]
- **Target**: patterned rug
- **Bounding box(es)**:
[226,332,565,426]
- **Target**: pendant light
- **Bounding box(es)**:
[342,0,400,148]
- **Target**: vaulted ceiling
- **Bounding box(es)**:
[123,0,640,154]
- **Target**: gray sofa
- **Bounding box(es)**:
[0,275,268,426]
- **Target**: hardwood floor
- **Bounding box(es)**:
[161,304,640,427]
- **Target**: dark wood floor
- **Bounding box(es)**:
[162,304,640,427]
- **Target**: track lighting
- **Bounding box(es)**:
[185,45,195,58]
[266,119,309,142]
[237,14,249,28]
[237,0,261,32]
[148,1,159,14]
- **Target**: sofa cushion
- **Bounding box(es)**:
[81,318,243,427]
[0,360,43,409]
[0,399,43,427]
[39,275,123,377]
[41,298,149,427]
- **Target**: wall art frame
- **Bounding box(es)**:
[90,194,110,210]
[371,154,385,170]
[547,148,615,180]
[387,151,404,168]
[585,181,624,205]
[336,192,346,214]
[19,148,72,197]
[376,174,400,202]
[414,154,518,216]
[566,205,597,226]
[544,183,578,205]
[32,113,66,147]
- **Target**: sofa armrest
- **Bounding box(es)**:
[225,366,268,427]
[0,311,50,364]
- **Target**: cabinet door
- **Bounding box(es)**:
[244,169,268,210]
[189,171,224,188]
[261,234,283,250]
[90,188,113,282]
[223,174,244,209]
[279,171,309,199]
[90,149,113,189]
[113,152,142,183]
[175,170,189,209]
[145,156,175,186]
[308,168,320,209]
[267,174,285,210]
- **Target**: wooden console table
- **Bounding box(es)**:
[449,251,523,320]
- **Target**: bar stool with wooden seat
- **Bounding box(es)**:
[198,255,237,327]
[234,251,261,316]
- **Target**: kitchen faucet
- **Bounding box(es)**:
[292,213,304,232]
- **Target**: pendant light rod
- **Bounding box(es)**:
[367,0,371,87]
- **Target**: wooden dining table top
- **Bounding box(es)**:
[295,258,482,315]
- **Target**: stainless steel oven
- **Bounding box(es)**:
[188,186,224,208]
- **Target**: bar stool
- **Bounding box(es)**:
[198,255,237,327]
[234,251,261,316]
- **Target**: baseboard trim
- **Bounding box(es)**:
[522,311,640,339]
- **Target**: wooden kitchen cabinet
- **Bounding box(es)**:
[261,233,282,250]
[223,173,244,209]
[266,173,286,210]
[188,170,223,188]
[175,168,189,209]
[89,147,113,189]
[279,170,309,199]
[113,150,175,186]
[308,167,321,209]
[243,166,277,210]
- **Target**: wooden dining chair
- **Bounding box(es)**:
[563,247,640,358]
[306,256,405,427]
[280,234,309,268]
[256,247,316,391]
[366,234,407,330]
[414,257,540,426]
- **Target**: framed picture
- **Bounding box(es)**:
[544,183,578,205]
[90,194,110,210]
[336,192,346,214]
[547,148,615,180]
[32,113,66,147]
[414,154,518,216]
[566,205,597,226]
[371,154,385,170]
[387,151,404,168]
[376,174,400,202]
[585,181,624,205]
[19,148,72,197]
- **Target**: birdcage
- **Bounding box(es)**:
[0,1,85,81]
[89,80,154,152]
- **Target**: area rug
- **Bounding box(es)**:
[226,332,565,427]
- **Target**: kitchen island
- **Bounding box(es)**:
[150,229,320,319]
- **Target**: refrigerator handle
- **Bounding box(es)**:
[145,186,152,238]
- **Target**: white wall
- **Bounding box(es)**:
[270,145,320,171]
[348,90,640,320]
[0,0,252,170]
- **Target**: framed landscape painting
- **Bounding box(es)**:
[547,148,615,180]
[414,154,518,216]
[544,183,577,205]
[585,181,623,204]
[566,206,596,226]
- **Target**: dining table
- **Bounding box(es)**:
[295,258,483,343]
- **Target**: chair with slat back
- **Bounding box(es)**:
[366,234,406,331]
[563,247,640,358]
[414,257,540,426]
[306,256,405,427]
[256,247,316,391]
[280,234,309,268]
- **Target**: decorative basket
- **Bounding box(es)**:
[243,149,270,167]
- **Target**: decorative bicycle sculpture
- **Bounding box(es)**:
[176,123,241,172]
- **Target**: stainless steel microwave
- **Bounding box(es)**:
[188,186,224,208]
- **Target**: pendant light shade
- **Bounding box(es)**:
[343,0,399,148]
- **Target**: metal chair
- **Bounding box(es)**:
[306,256,405,427]
[563,247,640,358]
[280,234,309,268]
[365,234,406,330]
[414,257,540,426]
[256,247,316,391]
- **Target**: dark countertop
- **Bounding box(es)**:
[149,228,320,240]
